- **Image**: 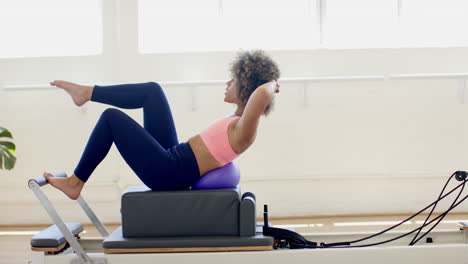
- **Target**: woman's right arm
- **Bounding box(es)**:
[235,80,279,144]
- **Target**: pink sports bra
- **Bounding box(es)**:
[199,114,241,165]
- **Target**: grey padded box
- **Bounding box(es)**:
[121,185,256,238]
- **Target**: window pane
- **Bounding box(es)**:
[400,0,468,47]
[223,0,309,17]
[324,0,398,48]
[139,0,217,53]
[0,0,102,58]
[222,0,318,50]
[141,0,218,16]
[139,0,318,53]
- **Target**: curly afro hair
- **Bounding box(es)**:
[229,50,280,116]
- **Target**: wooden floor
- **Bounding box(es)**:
[2,213,467,264]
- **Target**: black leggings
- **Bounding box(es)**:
[73,82,200,190]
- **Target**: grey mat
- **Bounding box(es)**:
[30,222,83,248]
[103,226,273,250]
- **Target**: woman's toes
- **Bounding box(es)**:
[40,173,80,200]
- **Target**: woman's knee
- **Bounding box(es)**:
[99,108,132,129]
[147,82,163,95]
[101,108,124,120]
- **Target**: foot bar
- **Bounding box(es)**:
[29,171,67,187]
[28,171,109,264]
[29,171,109,237]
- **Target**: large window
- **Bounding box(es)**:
[0,0,102,58]
[1,0,468,58]
[138,0,468,53]
[138,0,318,53]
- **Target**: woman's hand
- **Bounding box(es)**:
[274,80,280,93]
[260,80,280,94]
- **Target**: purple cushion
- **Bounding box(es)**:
[191,162,240,190]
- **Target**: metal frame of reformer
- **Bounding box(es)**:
[29,172,468,264]
[29,234,468,264]
[28,171,110,264]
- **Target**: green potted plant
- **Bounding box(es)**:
[0,127,16,170]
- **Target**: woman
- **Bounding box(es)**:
[43,50,280,200]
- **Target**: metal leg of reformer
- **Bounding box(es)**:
[76,196,109,237]
[28,171,110,264]
[29,180,94,263]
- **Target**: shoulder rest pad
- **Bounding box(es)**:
[30,222,83,248]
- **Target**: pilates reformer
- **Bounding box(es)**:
[28,169,468,264]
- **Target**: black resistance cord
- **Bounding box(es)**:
[321,171,467,248]
[263,171,467,249]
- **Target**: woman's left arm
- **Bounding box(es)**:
[235,80,280,144]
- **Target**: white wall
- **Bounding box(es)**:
[1,47,468,225]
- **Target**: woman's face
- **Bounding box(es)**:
[224,79,239,104]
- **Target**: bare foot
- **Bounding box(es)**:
[50,80,93,107]
[43,172,84,200]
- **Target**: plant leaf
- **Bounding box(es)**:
[0,127,13,139]
[0,147,8,170]
[0,149,3,170]
[0,141,15,154]
[4,153,16,170]
[0,145,16,170]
